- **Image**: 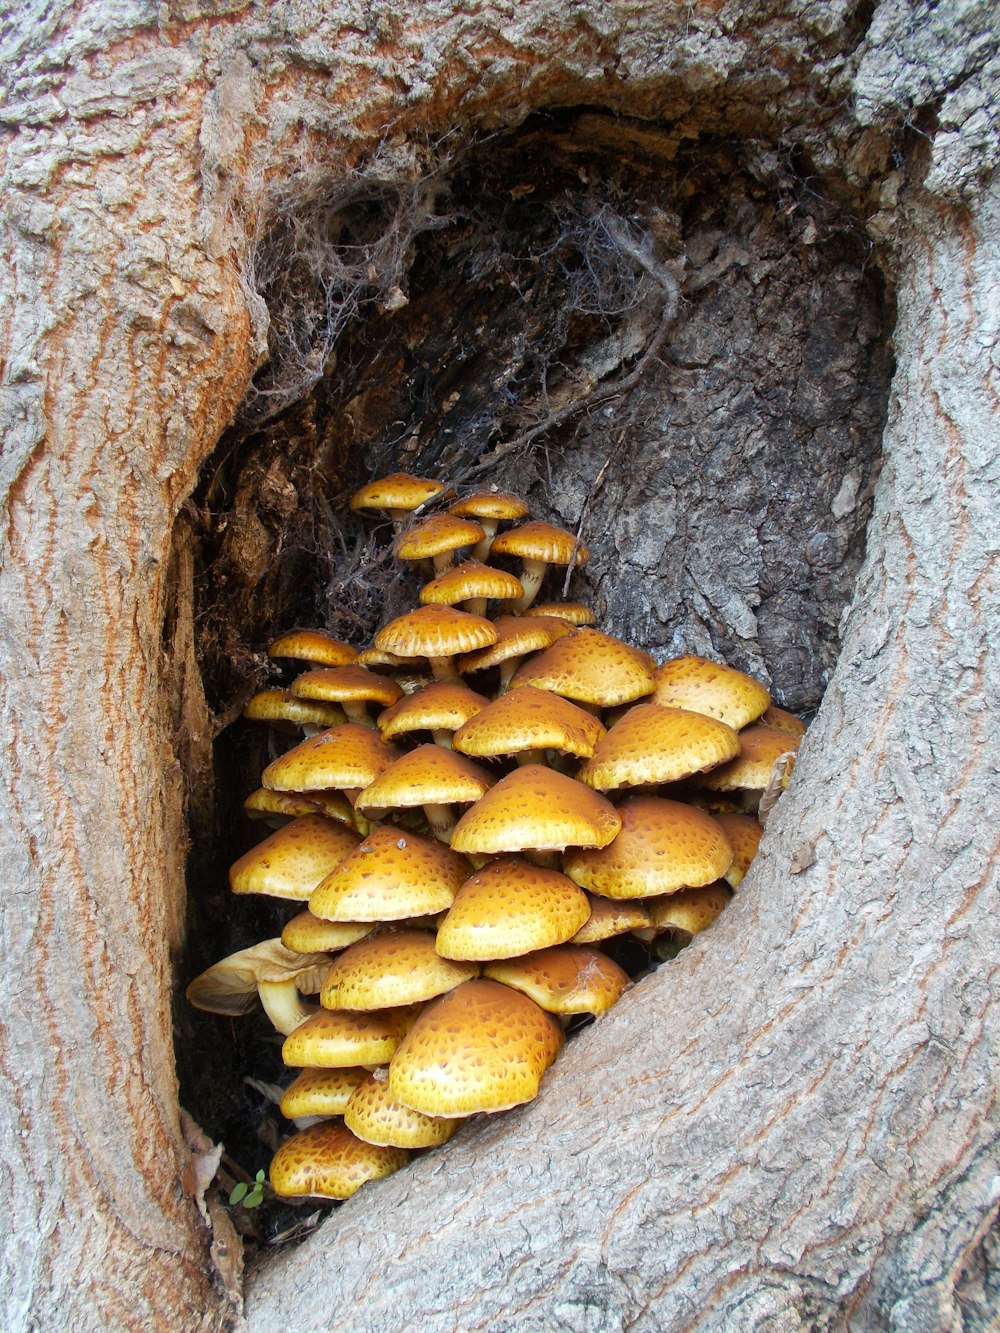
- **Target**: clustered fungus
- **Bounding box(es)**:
[188,474,804,1206]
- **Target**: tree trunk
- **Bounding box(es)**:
[1,3,996,1330]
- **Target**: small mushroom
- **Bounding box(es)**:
[490,520,589,613]
[186,940,331,1035]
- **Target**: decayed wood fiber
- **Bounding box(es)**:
[0,2,996,1329]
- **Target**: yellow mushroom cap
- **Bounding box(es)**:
[714,813,764,887]
[282,1005,421,1068]
[458,614,572,673]
[577,704,740,791]
[563,797,734,900]
[268,629,357,667]
[570,895,652,944]
[279,1066,369,1119]
[261,724,401,794]
[388,979,564,1118]
[531,602,597,625]
[447,490,529,522]
[309,824,469,922]
[243,689,346,731]
[243,787,356,827]
[186,940,331,1030]
[490,520,588,567]
[453,686,605,760]
[761,704,807,737]
[375,606,498,660]
[699,725,801,792]
[647,882,732,935]
[290,665,402,709]
[509,628,656,707]
[320,929,478,1010]
[450,765,621,855]
[378,681,490,742]
[419,559,524,606]
[483,946,630,1015]
[652,655,771,729]
[269,1121,408,1199]
[228,815,361,901]
[394,513,485,562]
[281,911,375,954]
[350,472,447,515]
[345,1073,460,1149]
[355,745,495,816]
[436,856,591,960]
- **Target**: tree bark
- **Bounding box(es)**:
[0,2,996,1329]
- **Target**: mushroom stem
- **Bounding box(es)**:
[429,655,462,683]
[471,521,500,562]
[515,749,545,767]
[523,849,560,869]
[431,728,454,749]
[422,802,456,844]
[257,980,318,1035]
[510,558,547,614]
[464,596,488,617]
[342,701,376,728]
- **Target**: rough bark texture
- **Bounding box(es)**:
[0,2,996,1330]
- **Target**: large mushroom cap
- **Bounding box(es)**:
[378,681,490,743]
[394,513,485,564]
[268,629,357,667]
[375,606,498,660]
[261,724,401,794]
[577,704,740,791]
[652,655,771,729]
[354,744,495,817]
[458,614,571,675]
[509,628,656,708]
[280,910,375,954]
[436,856,591,960]
[319,929,479,1011]
[447,490,529,522]
[419,559,524,607]
[388,979,564,1118]
[228,814,361,901]
[350,472,446,516]
[483,946,630,1015]
[450,765,621,855]
[452,686,605,760]
[279,1066,369,1119]
[699,725,801,792]
[269,1121,408,1199]
[290,665,402,710]
[490,520,588,567]
[243,689,346,731]
[563,797,734,900]
[570,894,652,944]
[309,824,469,922]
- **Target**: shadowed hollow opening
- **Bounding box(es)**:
[171,109,893,1247]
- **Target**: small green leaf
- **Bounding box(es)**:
[229,1182,249,1205]
[245,1183,265,1208]
[255,1169,266,1184]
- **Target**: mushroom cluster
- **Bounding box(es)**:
[188,472,806,1204]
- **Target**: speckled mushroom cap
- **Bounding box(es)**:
[699,725,801,792]
[290,665,402,710]
[651,654,771,729]
[279,1066,369,1119]
[345,1073,460,1149]
[354,745,495,817]
[350,472,447,516]
[281,1005,422,1068]
[228,815,361,901]
[563,797,734,900]
[483,946,630,1015]
[243,689,346,731]
[268,629,357,667]
[394,513,485,563]
[490,520,588,567]
[647,883,732,935]
[378,681,490,743]
[714,813,764,887]
[436,856,591,960]
[319,929,478,1011]
[261,724,401,794]
[419,559,524,607]
[450,765,621,855]
[309,824,469,922]
[280,910,375,954]
[531,602,597,625]
[269,1121,409,1200]
[375,606,498,660]
[242,787,357,827]
[452,686,605,760]
[447,490,529,522]
[458,614,571,673]
[761,704,807,737]
[388,979,564,1117]
[570,894,652,944]
[509,629,656,708]
[577,704,740,791]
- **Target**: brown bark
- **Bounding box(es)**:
[0,2,996,1329]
